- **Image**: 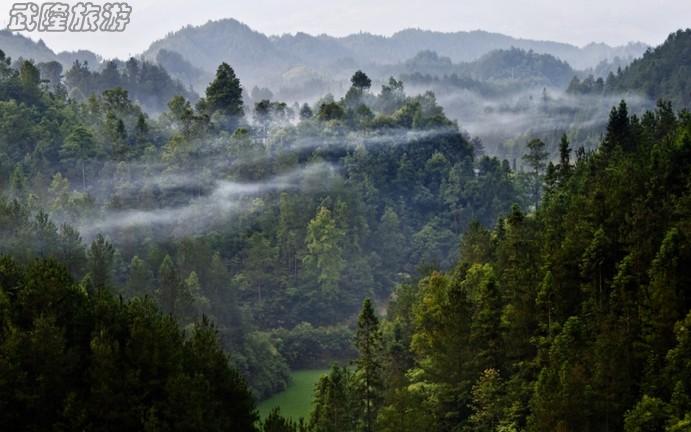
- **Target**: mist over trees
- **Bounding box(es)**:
[2,22,674,170]
[279,101,691,432]
[63,58,197,113]
[1,19,690,432]
[567,29,691,110]
[140,19,647,88]
[0,51,526,410]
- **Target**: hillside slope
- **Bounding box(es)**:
[608,29,691,108]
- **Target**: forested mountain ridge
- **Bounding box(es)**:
[419,29,690,164]
[0,30,62,64]
[390,48,575,88]
[62,57,198,113]
[0,33,196,113]
[2,25,592,111]
[568,29,691,109]
[1,20,646,77]
[0,30,101,68]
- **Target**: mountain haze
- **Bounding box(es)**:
[606,29,691,108]
[141,18,647,88]
[1,19,648,95]
[0,30,101,68]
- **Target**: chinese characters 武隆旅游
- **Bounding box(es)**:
[7,2,132,32]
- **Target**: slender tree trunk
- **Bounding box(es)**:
[365,330,372,432]
[82,160,87,192]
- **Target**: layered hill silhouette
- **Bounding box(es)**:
[140,19,647,88]
[10,19,686,105]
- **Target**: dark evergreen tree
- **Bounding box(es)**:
[205,62,244,118]
[351,71,372,91]
[354,299,384,432]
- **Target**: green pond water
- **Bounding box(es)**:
[258,369,329,421]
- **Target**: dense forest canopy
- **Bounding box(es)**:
[0,257,258,431]
[363,100,691,432]
[0,46,525,404]
[1,22,690,432]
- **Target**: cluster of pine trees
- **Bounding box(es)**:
[63,58,197,113]
[293,101,691,432]
[0,256,258,430]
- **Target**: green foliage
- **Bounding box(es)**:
[205,62,244,119]
[522,138,548,208]
[375,102,691,432]
[303,207,345,300]
[351,71,372,91]
[569,29,691,110]
[86,233,114,294]
[309,365,358,432]
[3,33,691,431]
[0,58,525,418]
[261,407,306,432]
[61,125,96,191]
[157,254,190,319]
[468,369,512,432]
[624,396,674,432]
[317,101,345,121]
[270,323,356,369]
[0,257,258,431]
[64,58,196,112]
[355,299,384,432]
[607,29,691,109]
[126,255,153,297]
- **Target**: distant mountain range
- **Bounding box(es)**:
[0,30,101,67]
[570,29,691,109]
[0,19,648,92]
[140,19,648,88]
[393,48,576,87]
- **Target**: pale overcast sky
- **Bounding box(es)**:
[2,0,690,58]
